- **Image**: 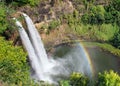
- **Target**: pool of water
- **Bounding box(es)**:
[52,42,120,77]
[86,46,120,76]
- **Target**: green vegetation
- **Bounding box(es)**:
[111,32,120,49]
[81,5,105,25]
[0,3,8,34]
[96,70,120,86]
[48,19,61,30]
[105,0,120,26]
[0,2,16,37]
[0,37,28,84]
[59,72,89,86]
[41,19,61,34]
[69,72,89,86]
[60,71,120,86]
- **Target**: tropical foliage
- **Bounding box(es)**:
[96,70,120,86]
[69,72,89,86]
[0,37,29,84]
[81,5,105,25]
[59,72,89,86]
[60,71,120,86]
[0,3,8,34]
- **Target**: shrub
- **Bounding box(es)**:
[59,70,120,86]
[0,37,30,84]
[59,72,89,86]
[48,19,61,30]
[81,13,89,24]
[81,5,105,25]
[59,80,69,86]
[96,70,120,86]
[0,3,8,34]
[69,72,89,86]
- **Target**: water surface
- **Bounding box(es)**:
[52,42,120,77]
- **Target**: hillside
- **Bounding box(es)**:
[2,0,113,46]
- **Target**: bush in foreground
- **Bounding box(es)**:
[0,37,29,85]
[96,70,120,86]
[60,71,120,86]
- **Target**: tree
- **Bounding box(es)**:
[81,5,105,25]
[104,0,120,26]
[111,0,120,11]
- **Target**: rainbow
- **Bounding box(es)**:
[79,42,94,78]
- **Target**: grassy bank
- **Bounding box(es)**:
[83,42,120,57]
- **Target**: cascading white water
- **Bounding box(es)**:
[14,13,93,85]
[22,13,50,70]
[13,18,43,80]
[13,17,54,83]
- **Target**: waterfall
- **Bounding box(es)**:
[22,13,49,70]
[13,14,55,83]
[13,18,43,80]
[14,13,93,84]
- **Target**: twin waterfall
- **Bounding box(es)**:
[14,13,92,84]
[13,13,54,82]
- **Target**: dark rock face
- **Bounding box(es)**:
[18,0,74,23]
[2,29,22,46]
